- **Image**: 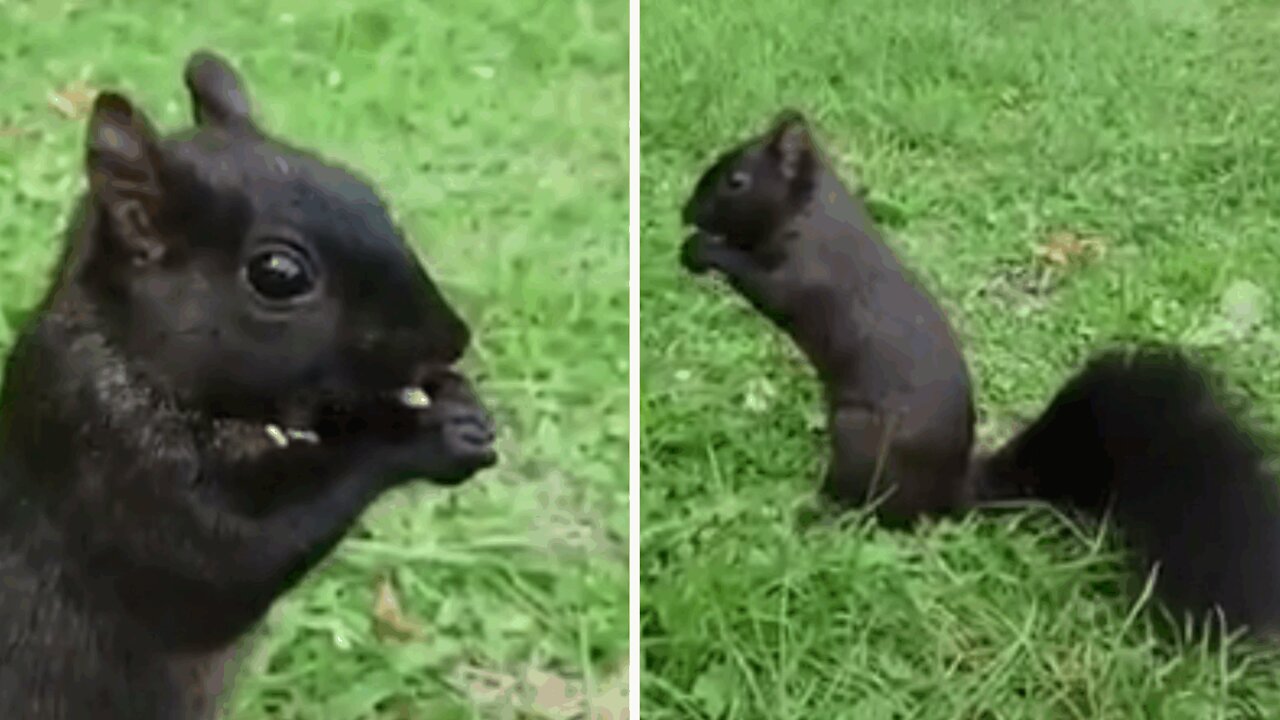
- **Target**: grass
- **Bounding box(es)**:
[640,0,1280,717]
[0,0,627,717]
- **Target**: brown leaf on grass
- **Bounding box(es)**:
[1033,230,1107,268]
[371,575,425,641]
[47,81,97,120]
[458,662,630,720]
[586,666,630,720]
[0,126,32,138]
[521,668,584,716]
[459,665,518,705]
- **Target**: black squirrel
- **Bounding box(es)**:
[0,51,498,718]
[680,109,978,527]
[679,110,1280,637]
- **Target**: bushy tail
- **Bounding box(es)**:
[975,346,1280,636]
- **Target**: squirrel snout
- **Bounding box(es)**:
[444,411,498,465]
[413,366,497,466]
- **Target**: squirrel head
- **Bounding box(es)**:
[681,109,819,252]
[59,51,492,472]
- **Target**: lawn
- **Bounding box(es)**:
[640,0,1280,717]
[0,0,628,717]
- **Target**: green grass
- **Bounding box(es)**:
[0,0,627,717]
[641,0,1280,717]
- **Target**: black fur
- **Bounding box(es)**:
[680,110,976,527]
[0,51,497,718]
[977,346,1280,637]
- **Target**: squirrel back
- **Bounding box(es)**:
[0,51,497,718]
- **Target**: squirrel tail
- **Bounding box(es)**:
[972,345,1280,636]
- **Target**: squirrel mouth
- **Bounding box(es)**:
[260,384,435,448]
[687,226,725,244]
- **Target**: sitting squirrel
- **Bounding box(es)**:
[681,109,977,527]
[680,110,1280,639]
[0,51,498,718]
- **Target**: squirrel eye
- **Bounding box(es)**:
[245,246,316,301]
[725,170,751,193]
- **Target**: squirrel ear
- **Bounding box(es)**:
[766,109,815,184]
[86,92,168,264]
[184,50,254,130]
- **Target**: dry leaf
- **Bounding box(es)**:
[458,665,519,705]
[0,126,32,138]
[458,662,630,719]
[371,575,424,641]
[1034,230,1106,267]
[586,666,630,720]
[523,668,582,715]
[47,81,97,120]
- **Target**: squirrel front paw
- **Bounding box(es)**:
[380,372,498,485]
[378,401,496,486]
[679,233,717,274]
